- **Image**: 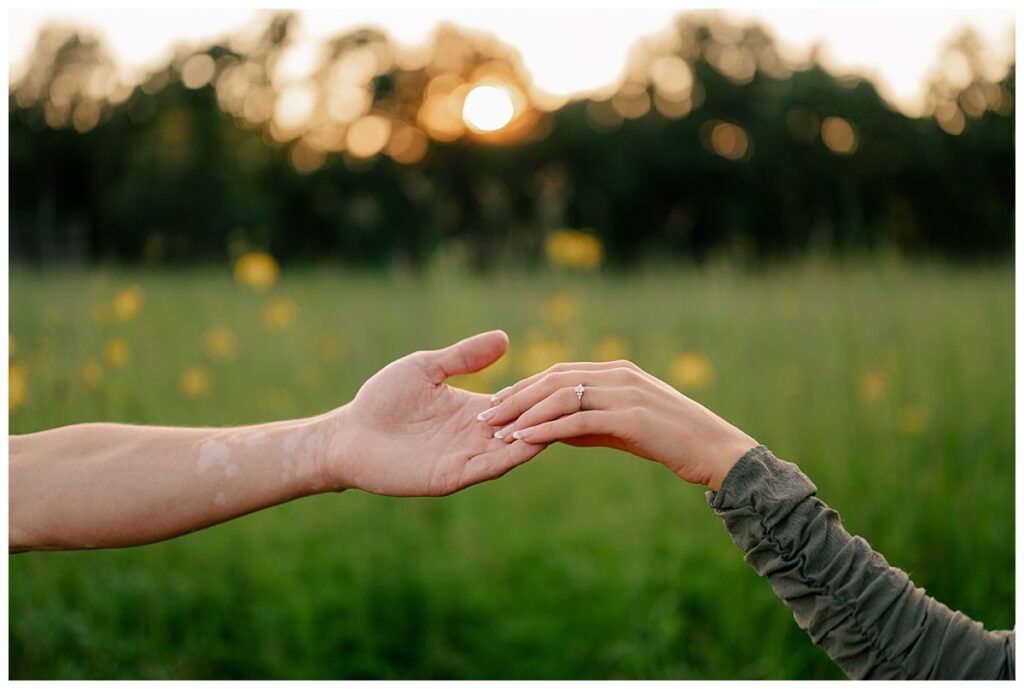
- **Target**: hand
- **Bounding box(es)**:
[321,330,545,497]
[477,360,757,491]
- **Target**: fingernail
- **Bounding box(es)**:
[490,386,513,403]
[495,424,514,440]
[476,406,498,422]
[512,428,533,440]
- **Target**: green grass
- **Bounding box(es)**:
[8,260,1014,679]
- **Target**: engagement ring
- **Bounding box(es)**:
[575,383,585,410]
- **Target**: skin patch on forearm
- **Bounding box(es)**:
[196,439,230,475]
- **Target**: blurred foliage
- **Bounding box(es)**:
[8,262,1014,678]
[8,12,1015,267]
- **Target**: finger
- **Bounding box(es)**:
[423,330,509,384]
[511,410,623,444]
[495,386,619,441]
[457,439,546,489]
[486,367,634,427]
[490,359,639,403]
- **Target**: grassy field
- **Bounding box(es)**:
[8,260,1015,679]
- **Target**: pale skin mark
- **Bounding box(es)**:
[10,334,757,554]
[9,331,542,553]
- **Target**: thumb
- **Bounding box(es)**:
[423,330,510,384]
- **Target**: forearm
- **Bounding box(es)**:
[9,411,344,552]
[707,445,1015,680]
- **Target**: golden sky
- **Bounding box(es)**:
[8,9,1015,117]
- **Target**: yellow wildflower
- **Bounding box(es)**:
[899,405,929,436]
[591,336,629,362]
[543,294,577,326]
[234,252,279,291]
[545,229,604,270]
[482,350,511,378]
[319,334,345,364]
[113,285,144,321]
[859,370,888,404]
[203,326,240,360]
[669,351,714,391]
[80,359,104,389]
[9,362,27,411]
[104,338,132,368]
[263,297,297,330]
[179,365,211,399]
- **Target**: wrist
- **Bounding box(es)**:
[705,431,758,492]
[312,403,354,493]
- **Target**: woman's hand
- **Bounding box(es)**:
[477,360,757,491]
[322,330,544,497]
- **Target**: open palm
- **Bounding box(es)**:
[325,331,544,496]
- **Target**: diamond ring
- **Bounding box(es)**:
[575,383,585,410]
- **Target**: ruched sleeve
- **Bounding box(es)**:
[706,444,1015,680]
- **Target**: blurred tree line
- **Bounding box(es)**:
[8,12,1015,268]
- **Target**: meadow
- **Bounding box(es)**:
[8,259,1015,679]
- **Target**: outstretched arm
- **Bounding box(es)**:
[708,444,1014,680]
[10,416,330,552]
[9,330,542,553]
[483,359,1015,680]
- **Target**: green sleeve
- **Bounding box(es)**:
[706,445,1015,680]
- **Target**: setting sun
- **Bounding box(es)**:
[462,84,515,132]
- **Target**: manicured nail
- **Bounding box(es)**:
[490,386,513,403]
[476,406,498,422]
[512,428,534,440]
[495,424,514,440]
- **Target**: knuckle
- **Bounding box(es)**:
[622,385,645,404]
[620,406,644,427]
[609,366,639,384]
[503,391,525,412]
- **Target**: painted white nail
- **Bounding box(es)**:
[495,424,514,440]
[476,406,499,422]
[490,386,513,403]
[512,428,534,440]
[493,430,504,439]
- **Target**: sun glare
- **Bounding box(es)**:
[462,84,515,132]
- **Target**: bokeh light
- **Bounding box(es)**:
[113,285,144,321]
[707,121,750,161]
[203,326,240,361]
[179,365,212,399]
[545,229,604,270]
[104,338,132,368]
[346,114,391,158]
[263,297,297,330]
[234,252,279,291]
[462,84,515,132]
[80,359,104,389]
[821,116,857,155]
[9,362,28,411]
[669,351,714,391]
[181,54,216,89]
